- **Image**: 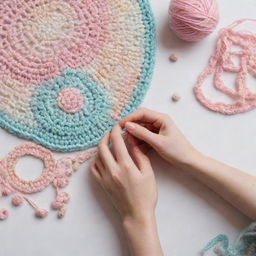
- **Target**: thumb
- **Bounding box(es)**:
[125,122,159,148]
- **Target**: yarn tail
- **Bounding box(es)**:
[201,234,230,256]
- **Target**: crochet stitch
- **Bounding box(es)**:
[0,0,155,151]
[194,19,256,114]
[0,142,98,220]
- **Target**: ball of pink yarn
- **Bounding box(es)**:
[169,0,219,42]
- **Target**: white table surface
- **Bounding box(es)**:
[0,0,255,255]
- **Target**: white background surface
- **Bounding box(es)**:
[0,0,255,255]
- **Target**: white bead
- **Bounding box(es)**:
[171,93,181,102]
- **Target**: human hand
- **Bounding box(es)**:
[120,108,200,168]
[91,124,157,222]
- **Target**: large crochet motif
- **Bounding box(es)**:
[0,142,97,220]
[0,0,155,151]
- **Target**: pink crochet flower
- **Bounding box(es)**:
[53,176,69,188]
[56,159,74,177]
[57,192,70,203]
[52,192,70,210]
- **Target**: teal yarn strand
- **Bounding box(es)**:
[201,222,256,256]
[121,0,156,118]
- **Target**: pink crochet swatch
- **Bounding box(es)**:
[194,19,256,114]
[0,143,97,220]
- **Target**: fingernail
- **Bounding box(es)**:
[125,122,135,130]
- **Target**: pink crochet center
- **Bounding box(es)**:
[0,142,97,220]
[0,0,110,85]
[4,143,56,194]
[194,19,256,114]
[58,88,84,113]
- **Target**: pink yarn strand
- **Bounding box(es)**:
[194,19,256,114]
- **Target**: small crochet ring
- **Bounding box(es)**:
[57,88,84,113]
[5,143,56,194]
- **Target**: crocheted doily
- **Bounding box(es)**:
[0,0,155,151]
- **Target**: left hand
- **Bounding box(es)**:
[91,124,157,222]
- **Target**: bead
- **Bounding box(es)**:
[51,201,63,210]
[58,192,70,203]
[53,176,69,188]
[58,206,67,219]
[0,208,9,220]
[35,209,48,218]
[2,187,12,196]
[171,93,181,102]
[11,194,24,206]
[169,53,178,62]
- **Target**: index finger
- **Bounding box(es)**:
[111,124,136,167]
[119,108,165,129]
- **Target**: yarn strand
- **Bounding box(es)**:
[194,19,256,114]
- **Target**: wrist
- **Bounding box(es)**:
[122,211,163,256]
[180,150,208,172]
[122,212,156,232]
[177,149,206,170]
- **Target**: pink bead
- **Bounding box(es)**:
[53,176,69,188]
[2,187,12,196]
[58,192,70,203]
[11,194,24,206]
[35,209,48,218]
[51,201,63,210]
[0,208,9,220]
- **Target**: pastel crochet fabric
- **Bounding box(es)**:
[194,19,256,115]
[0,142,97,220]
[201,222,256,256]
[0,0,155,152]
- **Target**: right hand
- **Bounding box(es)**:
[119,108,200,167]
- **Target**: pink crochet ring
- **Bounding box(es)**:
[5,143,56,194]
[0,142,97,220]
[194,19,256,114]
